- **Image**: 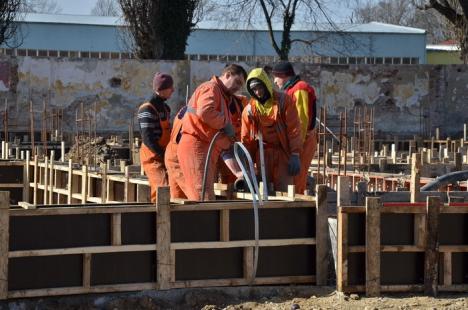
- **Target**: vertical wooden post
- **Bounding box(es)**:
[82,253,91,289]
[337,207,348,292]
[81,165,88,204]
[33,155,38,205]
[60,141,65,162]
[0,192,10,300]
[49,151,55,204]
[111,213,122,245]
[316,184,328,286]
[243,247,254,283]
[443,252,452,286]
[67,159,72,204]
[100,163,107,203]
[156,186,171,290]
[23,151,30,202]
[454,152,462,171]
[424,196,440,296]
[43,156,48,205]
[220,209,229,242]
[366,197,381,297]
[464,123,467,142]
[411,153,425,248]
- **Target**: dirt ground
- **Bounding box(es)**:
[2,286,468,310]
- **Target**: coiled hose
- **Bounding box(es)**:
[234,141,263,283]
[200,131,222,201]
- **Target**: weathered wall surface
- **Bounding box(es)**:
[0,56,466,138]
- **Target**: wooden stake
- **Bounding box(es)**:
[424,196,440,296]
[316,184,328,286]
[0,192,10,300]
[366,197,381,297]
[156,186,171,290]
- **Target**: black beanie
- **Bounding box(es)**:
[272,62,295,76]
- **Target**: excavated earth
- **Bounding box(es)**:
[2,286,468,309]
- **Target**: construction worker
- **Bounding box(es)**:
[241,68,302,192]
[272,62,317,194]
[217,94,249,185]
[138,72,174,202]
[177,64,247,200]
[165,106,189,199]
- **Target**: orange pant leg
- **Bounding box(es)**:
[294,128,318,194]
[140,145,168,203]
[177,134,220,201]
[165,141,187,199]
[263,147,293,193]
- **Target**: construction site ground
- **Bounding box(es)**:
[1,286,467,309]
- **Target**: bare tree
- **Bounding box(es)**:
[0,0,21,47]
[350,0,449,43]
[204,0,346,60]
[420,0,468,62]
[21,0,62,14]
[91,0,121,16]
[119,0,202,60]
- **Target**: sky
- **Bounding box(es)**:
[57,0,355,22]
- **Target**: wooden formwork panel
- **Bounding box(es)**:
[0,187,327,299]
[338,198,468,296]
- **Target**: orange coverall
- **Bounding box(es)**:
[164,107,188,199]
[284,78,318,194]
[138,102,170,202]
[241,69,302,192]
[177,76,233,200]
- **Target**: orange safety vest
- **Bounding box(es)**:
[138,102,171,150]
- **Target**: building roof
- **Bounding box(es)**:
[427,44,460,51]
[19,12,122,26]
[19,13,425,34]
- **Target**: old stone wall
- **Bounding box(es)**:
[0,56,466,138]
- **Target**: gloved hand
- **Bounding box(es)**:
[223,123,235,138]
[288,154,301,176]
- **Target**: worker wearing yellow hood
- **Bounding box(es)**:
[241,68,303,192]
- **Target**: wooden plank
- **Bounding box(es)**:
[366,197,381,297]
[381,285,425,292]
[100,163,107,203]
[170,200,315,211]
[43,156,48,205]
[220,209,229,242]
[8,282,157,299]
[424,196,440,296]
[381,245,423,252]
[49,152,54,204]
[315,184,328,286]
[170,238,316,250]
[33,156,38,205]
[10,205,157,217]
[243,247,254,283]
[156,186,171,290]
[111,213,122,245]
[170,275,315,289]
[81,165,88,204]
[83,253,91,288]
[439,245,468,252]
[67,160,72,204]
[443,252,452,286]
[23,153,30,202]
[337,208,348,292]
[0,192,9,300]
[410,153,421,203]
[9,244,157,258]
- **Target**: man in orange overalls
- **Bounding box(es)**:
[241,68,303,192]
[138,72,174,202]
[177,64,247,200]
[272,62,318,194]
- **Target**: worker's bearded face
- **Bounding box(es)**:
[224,73,245,95]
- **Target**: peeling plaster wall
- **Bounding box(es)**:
[0,56,467,138]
